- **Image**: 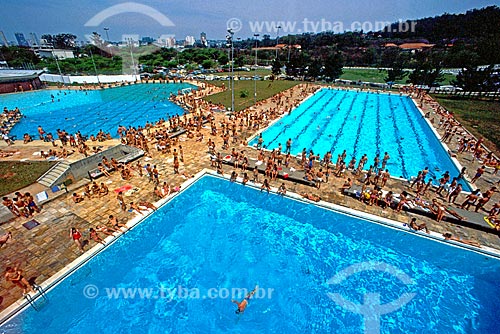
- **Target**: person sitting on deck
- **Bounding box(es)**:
[340,178,352,193]
[89,228,105,245]
[129,202,147,215]
[407,217,429,233]
[72,193,84,203]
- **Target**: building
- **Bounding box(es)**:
[184,35,195,47]
[37,49,75,59]
[200,32,207,48]
[15,32,29,47]
[398,43,435,51]
[0,69,44,94]
[0,31,8,46]
[156,35,176,48]
[29,32,40,47]
[383,42,435,52]
[141,36,155,45]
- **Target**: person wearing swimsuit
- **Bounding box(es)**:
[5,265,35,294]
[70,227,84,253]
[232,286,259,314]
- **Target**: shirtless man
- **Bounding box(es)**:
[5,264,35,294]
[231,285,259,314]
[72,192,84,203]
[130,202,147,215]
[408,217,429,233]
[99,183,109,196]
[340,178,352,193]
[117,192,127,211]
[277,183,287,196]
[2,196,20,216]
[108,215,128,230]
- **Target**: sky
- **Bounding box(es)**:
[1,0,499,44]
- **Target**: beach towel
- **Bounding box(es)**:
[114,184,133,193]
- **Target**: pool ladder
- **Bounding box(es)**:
[24,284,48,311]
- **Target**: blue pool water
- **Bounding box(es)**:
[1,175,499,333]
[2,83,193,138]
[249,88,470,190]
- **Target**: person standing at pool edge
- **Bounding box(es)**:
[232,285,259,314]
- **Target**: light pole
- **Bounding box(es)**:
[226,29,235,112]
[89,48,100,84]
[128,38,137,81]
[103,27,110,42]
[253,33,259,105]
[275,25,282,59]
[52,45,65,85]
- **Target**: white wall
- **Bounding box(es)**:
[40,73,139,84]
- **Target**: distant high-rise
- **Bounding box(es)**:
[15,32,29,47]
[0,31,8,46]
[184,35,195,47]
[29,32,40,47]
[200,32,207,48]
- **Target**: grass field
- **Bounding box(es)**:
[204,80,300,111]
[0,161,55,196]
[433,96,500,154]
[214,69,272,77]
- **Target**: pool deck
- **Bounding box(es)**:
[0,83,499,316]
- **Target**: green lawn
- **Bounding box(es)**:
[0,161,55,196]
[433,96,500,154]
[340,68,456,85]
[215,69,272,77]
[203,80,300,111]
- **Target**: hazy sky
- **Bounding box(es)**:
[1,0,499,43]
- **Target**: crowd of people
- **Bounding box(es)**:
[2,80,500,297]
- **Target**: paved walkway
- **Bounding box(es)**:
[0,84,499,313]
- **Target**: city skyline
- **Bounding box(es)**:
[0,0,499,45]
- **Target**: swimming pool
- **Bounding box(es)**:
[249,88,469,190]
[3,83,193,138]
[1,174,498,333]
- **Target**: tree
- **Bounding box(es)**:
[201,59,214,69]
[323,50,343,82]
[453,65,499,91]
[307,58,323,80]
[235,55,245,68]
[272,58,282,76]
[384,52,407,83]
[0,46,40,68]
[41,33,77,49]
[408,50,444,86]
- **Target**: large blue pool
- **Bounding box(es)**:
[2,83,193,138]
[249,88,469,189]
[1,175,499,333]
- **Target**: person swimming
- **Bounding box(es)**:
[231,285,258,314]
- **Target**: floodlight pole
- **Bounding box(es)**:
[254,34,259,105]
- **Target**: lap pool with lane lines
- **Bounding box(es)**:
[249,88,470,190]
[0,174,497,333]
